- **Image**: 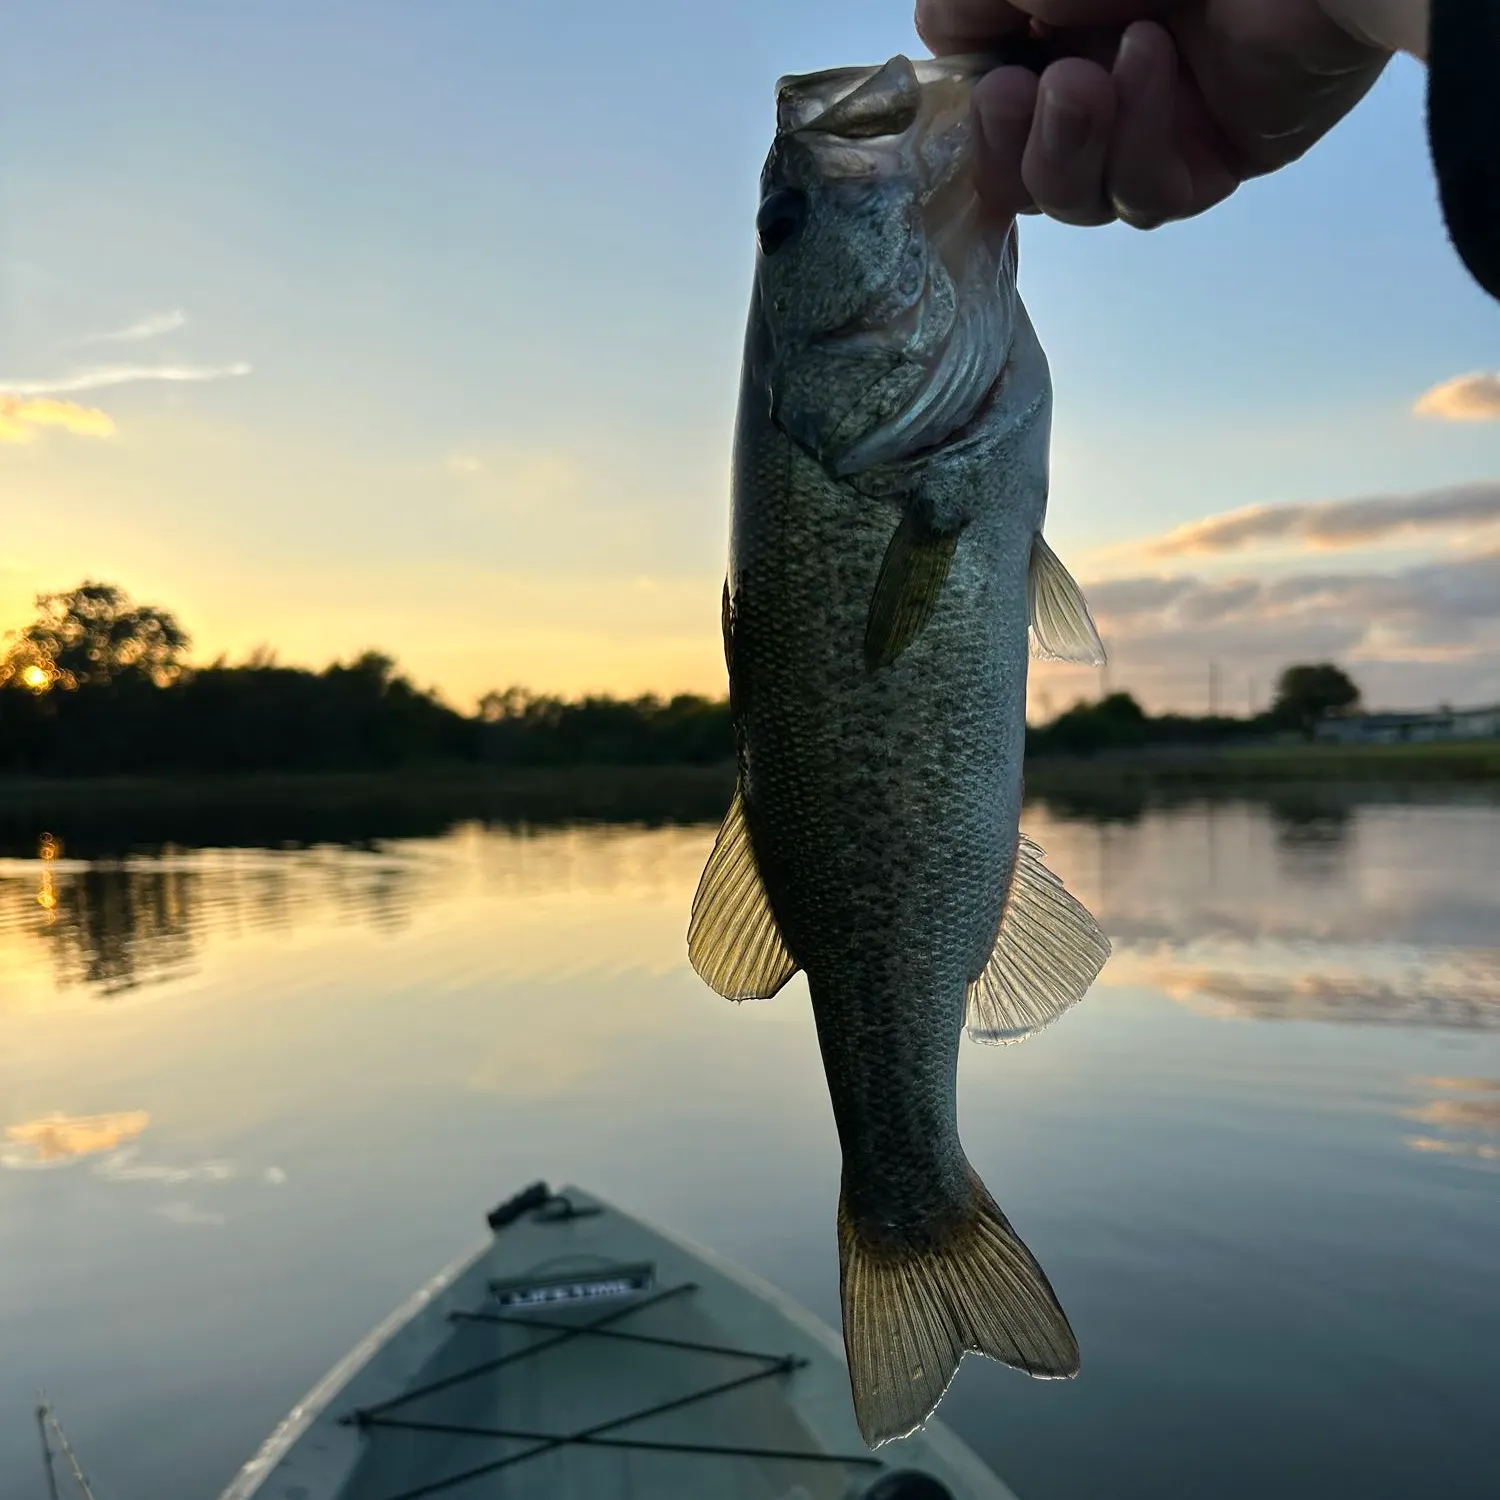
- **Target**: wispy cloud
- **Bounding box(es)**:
[1138,482,1500,559]
[157,1201,228,1227]
[0,362,251,397]
[442,443,579,499]
[1092,548,1500,638]
[0,395,116,444]
[2,1110,149,1168]
[1414,372,1500,421]
[90,309,188,344]
[1043,547,1500,711]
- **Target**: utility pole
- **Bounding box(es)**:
[1247,677,1257,718]
[1209,660,1220,718]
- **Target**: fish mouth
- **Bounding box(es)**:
[774,54,998,134]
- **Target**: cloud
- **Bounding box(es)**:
[0,396,116,444]
[1096,549,1500,636]
[157,1200,228,1227]
[94,1150,235,1184]
[91,309,188,344]
[1414,372,1500,421]
[2,1110,150,1168]
[443,443,580,501]
[1140,482,1500,558]
[0,362,251,396]
[1044,547,1500,712]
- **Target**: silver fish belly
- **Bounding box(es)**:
[689,54,1112,1448]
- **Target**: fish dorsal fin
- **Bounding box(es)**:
[865,513,959,670]
[965,833,1111,1043]
[1028,533,1106,666]
[687,781,799,1000]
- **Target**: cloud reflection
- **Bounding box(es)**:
[1023,799,1500,1034]
[1403,1076,1500,1166]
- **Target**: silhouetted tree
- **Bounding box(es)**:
[477,687,732,766]
[1027,692,1150,756]
[3,581,189,688]
[1272,663,1361,738]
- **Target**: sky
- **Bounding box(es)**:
[2,0,1498,716]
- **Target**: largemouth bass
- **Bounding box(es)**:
[688,54,1112,1446]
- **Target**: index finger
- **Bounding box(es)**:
[916,0,1032,54]
[921,0,1180,41]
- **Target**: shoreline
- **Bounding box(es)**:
[1022,739,1500,791]
[0,753,1493,858]
[2,739,1497,808]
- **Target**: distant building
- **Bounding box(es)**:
[1314,703,1500,745]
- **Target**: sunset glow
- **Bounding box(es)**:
[3,6,1497,714]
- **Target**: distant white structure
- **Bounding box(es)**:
[1314,703,1500,745]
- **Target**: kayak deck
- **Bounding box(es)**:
[221,1184,1019,1500]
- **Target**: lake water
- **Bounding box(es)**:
[2,791,1498,1500]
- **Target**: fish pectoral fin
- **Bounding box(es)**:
[840,1170,1079,1449]
[687,780,799,1000]
[965,833,1111,1044]
[864,513,960,670]
[1028,533,1106,666]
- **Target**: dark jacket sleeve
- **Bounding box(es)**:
[1427,0,1500,301]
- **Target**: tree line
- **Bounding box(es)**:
[0,582,1360,777]
[1026,662,1360,758]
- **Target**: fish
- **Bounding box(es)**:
[687,54,1112,1447]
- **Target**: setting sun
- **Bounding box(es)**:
[20,664,50,691]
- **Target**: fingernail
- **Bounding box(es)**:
[1039,92,1090,157]
[1114,24,1154,89]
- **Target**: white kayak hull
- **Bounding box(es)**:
[218,1184,1021,1500]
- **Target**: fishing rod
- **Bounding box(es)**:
[35,1394,98,1500]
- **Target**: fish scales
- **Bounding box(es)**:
[690,52,1113,1447]
[732,316,1036,1226]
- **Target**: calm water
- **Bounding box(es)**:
[2,794,1498,1500]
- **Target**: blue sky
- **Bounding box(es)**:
[3,0,1498,712]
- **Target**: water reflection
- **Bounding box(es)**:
[1037,798,1500,1033]
[1405,1077,1500,1163]
[3,796,1499,1036]
[3,793,1500,1500]
[0,844,419,1005]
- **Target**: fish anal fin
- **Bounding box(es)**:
[687,781,798,1000]
[1028,533,1105,666]
[839,1168,1079,1448]
[966,833,1111,1043]
[865,514,959,670]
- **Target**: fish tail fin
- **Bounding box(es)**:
[838,1169,1078,1448]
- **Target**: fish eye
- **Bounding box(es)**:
[756,188,808,257]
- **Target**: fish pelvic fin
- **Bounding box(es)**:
[1028,532,1105,666]
[966,833,1111,1044]
[839,1169,1079,1449]
[864,513,960,671]
[687,779,799,1000]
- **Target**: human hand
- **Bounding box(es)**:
[917,0,1429,228]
